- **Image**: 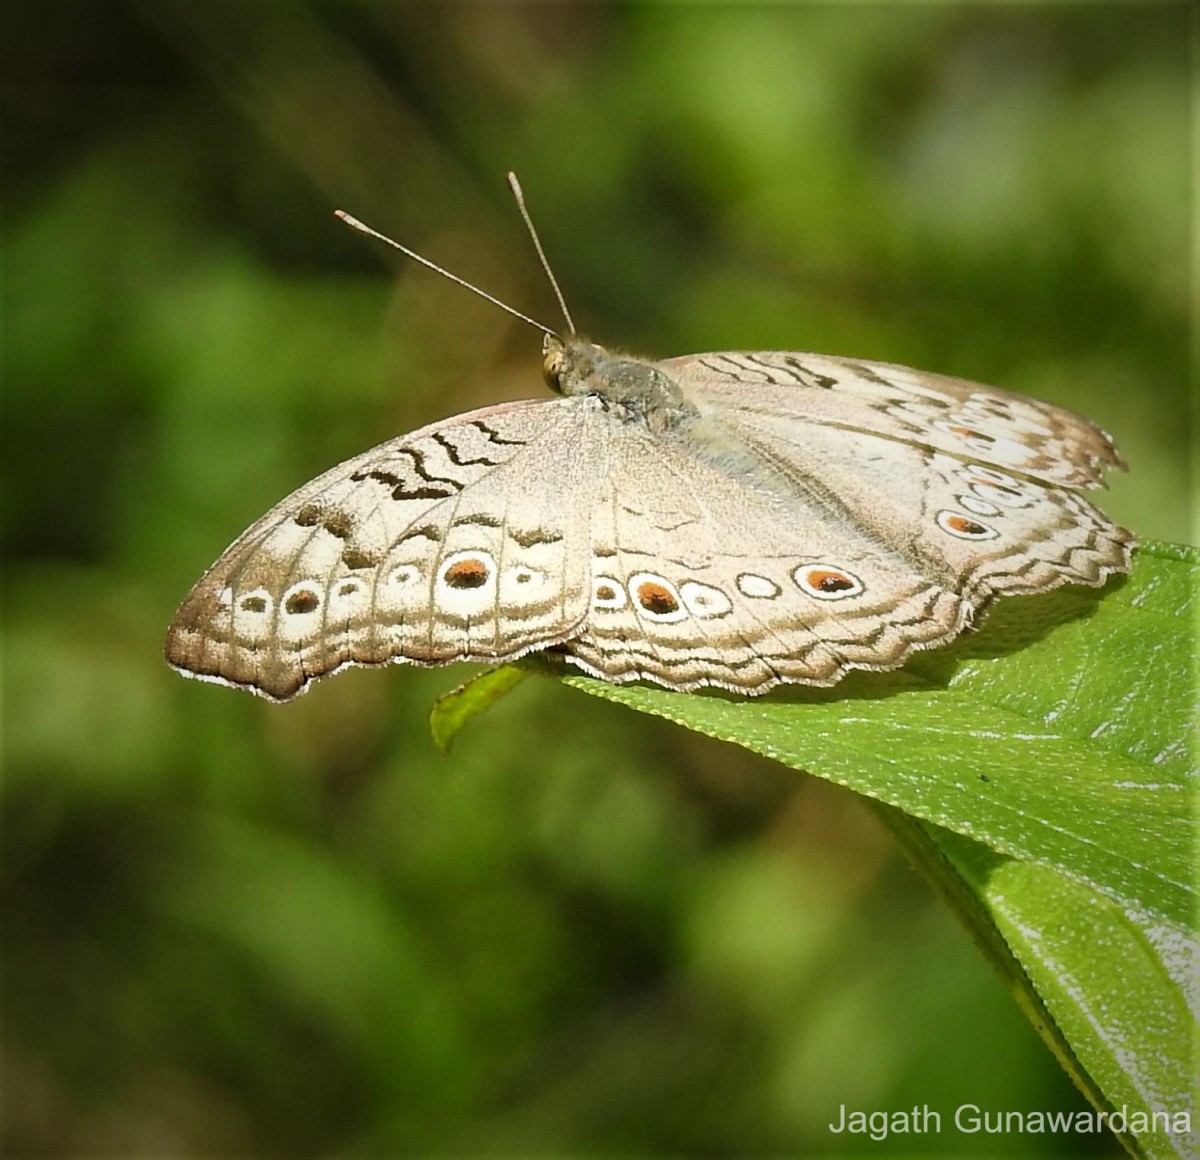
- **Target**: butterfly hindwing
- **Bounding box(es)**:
[560,421,971,692]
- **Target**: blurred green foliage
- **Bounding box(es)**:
[2,2,1189,1155]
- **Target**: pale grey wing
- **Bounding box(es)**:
[166,398,603,701]
[704,413,1133,607]
[559,423,973,694]
[666,351,1124,488]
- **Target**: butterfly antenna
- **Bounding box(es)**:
[507,172,576,336]
[334,209,559,338]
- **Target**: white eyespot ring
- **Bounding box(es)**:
[970,480,1030,509]
[389,565,420,588]
[737,573,781,599]
[679,581,732,618]
[627,572,688,622]
[501,566,544,596]
[591,575,627,610]
[957,494,1001,518]
[236,587,273,615]
[282,582,322,615]
[437,550,497,592]
[937,510,1000,540]
[792,563,864,600]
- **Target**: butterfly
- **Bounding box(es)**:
[165,184,1134,703]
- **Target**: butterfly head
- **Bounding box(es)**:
[542,333,597,396]
[542,333,693,427]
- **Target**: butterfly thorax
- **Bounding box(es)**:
[542,334,696,431]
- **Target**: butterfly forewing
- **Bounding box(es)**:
[166,398,602,700]
[671,351,1124,488]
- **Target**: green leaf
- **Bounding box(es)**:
[564,542,1194,926]
[429,666,531,755]
[561,541,1197,1157]
[878,808,1196,1160]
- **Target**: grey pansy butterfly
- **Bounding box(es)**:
[165,184,1134,702]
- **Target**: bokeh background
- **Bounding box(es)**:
[3,2,1190,1155]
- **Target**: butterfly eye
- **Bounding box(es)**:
[543,349,566,392]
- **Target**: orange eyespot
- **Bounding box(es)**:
[936,510,999,540]
[806,568,855,593]
[443,558,490,589]
[947,424,994,443]
[793,563,864,600]
[636,581,680,616]
[284,590,319,614]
